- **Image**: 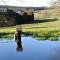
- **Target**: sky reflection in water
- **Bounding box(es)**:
[0,37,60,60]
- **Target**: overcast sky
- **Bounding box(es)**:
[0,0,56,7]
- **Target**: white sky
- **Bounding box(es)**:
[0,0,56,7]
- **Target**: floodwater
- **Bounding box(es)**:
[0,37,60,60]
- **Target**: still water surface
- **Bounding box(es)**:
[0,37,60,60]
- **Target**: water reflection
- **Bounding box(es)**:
[23,33,59,41]
[15,31,23,52]
[47,46,60,60]
[33,36,59,41]
[0,31,60,41]
[16,40,23,52]
[0,36,60,60]
[22,30,60,41]
[0,34,59,41]
[0,34,14,39]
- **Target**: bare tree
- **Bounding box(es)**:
[1,0,24,6]
[50,0,60,7]
[1,0,9,5]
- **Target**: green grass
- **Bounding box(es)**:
[22,20,60,32]
[0,27,16,34]
[22,20,60,40]
[0,27,15,39]
[0,20,60,35]
[0,20,60,40]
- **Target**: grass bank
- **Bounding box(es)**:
[0,20,60,40]
[0,27,16,34]
[22,20,60,36]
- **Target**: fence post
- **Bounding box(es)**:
[15,25,22,41]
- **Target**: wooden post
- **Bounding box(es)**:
[15,25,23,52]
[15,25,22,41]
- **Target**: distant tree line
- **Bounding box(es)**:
[0,10,15,27]
[0,9,34,27]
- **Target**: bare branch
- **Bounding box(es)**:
[17,0,24,3]
[49,0,60,7]
[1,0,9,5]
